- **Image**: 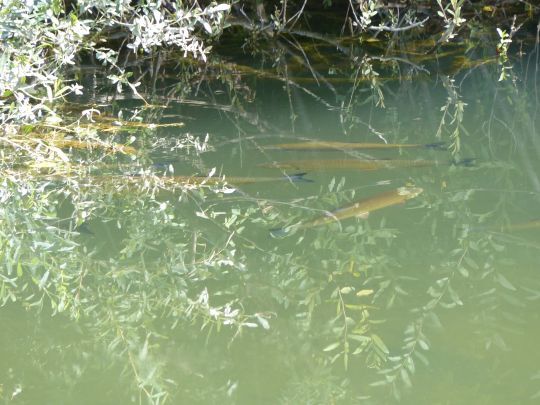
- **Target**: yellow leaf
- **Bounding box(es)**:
[356,289,374,297]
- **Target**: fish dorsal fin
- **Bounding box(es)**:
[356,211,369,219]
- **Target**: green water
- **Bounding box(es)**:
[2,43,540,404]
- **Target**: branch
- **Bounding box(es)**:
[368,17,429,33]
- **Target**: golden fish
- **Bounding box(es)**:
[446,56,498,75]
[7,136,138,156]
[52,139,138,155]
[264,141,446,151]
[495,219,540,233]
[271,186,423,236]
[259,158,438,171]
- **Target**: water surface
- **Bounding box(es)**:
[2,38,540,404]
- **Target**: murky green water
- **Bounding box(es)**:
[2,40,540,404]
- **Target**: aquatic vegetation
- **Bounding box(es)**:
[436,76,467,155]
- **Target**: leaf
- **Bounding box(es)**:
[414,351,429,366]
[463,256,478,270]
[38,270,50,289]
[340,286,353,294]
[255,315,270,330]
[496,273,516,291]
[400,367,412,388]
[348,334,370,343]
[323,342,341,352]
[345,304,369,310]
[202,21,212,34]
[328,177,335,192]
[139,338,149,361]
[418,339,429,351]
[371,334,389,354]
[330,352,342,364]
[448,286,463,306]
[356,289,374,297]
[457,266,469,278]
[370,378,390,387]
[405,356,415,373]
[45,85,53,103]
[352,346,365,355]
[209,4,230,12]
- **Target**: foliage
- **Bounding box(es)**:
[0,0,231,126]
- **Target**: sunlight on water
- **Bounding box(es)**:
[2,44,540,404]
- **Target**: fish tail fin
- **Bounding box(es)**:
[285,172,314,183]
[424,141,448,151]
[451,158,476,167]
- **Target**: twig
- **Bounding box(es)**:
[284,0,308,32]
[368,17,429,33]
[347,0,362,28]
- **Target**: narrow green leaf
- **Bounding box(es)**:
[418,339,429,351]
[400,368,412,387]
[457,266,469,278]
[348,334,370,343]
[340,286,353,294]
[371,334,389,354]
[38,270,50,289]
[323,342,340,352]
[496,273,516,291]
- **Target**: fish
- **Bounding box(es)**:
[264,141,447,151]
[52,139,138,156]
[260,158,437,171]
[446,56,498,75]
[490,219,540,233]
[503,219,540,232]
[270,186,423,236]
[259,158,475,171]
[6,137,138,156]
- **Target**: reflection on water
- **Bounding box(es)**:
[2,43,540,404]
